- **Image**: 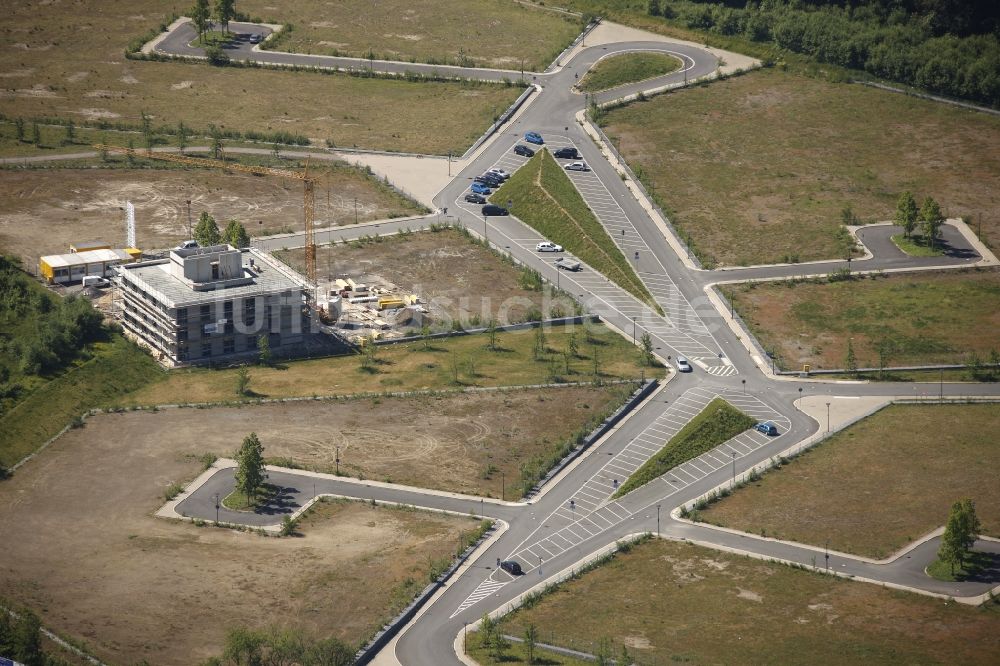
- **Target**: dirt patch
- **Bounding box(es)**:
[0,165,422,264]
[0,414,477,665]
[698,403,1000,558]
[276,228,577,328]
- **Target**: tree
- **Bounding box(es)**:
[14,117,25,142]
[236,365,250,397]
[532,325,546,361]
[620,644,632,666]
[895,191,918,238]
[194,211,221,246]
[126,138,136,166]
[192,0,211,42]
[640,331,654,366]
[486,317,498,351]
[177,121,189,153]
[420,323,432,350]
[919,196,944,248]
[223,219,250,248]
[478,613,497,650]
[648,0,661,16]
[30,121,41,145]
[209,123,223,159]
[876,338,897,379]
[568,331,579,358]
[99,136,109,162]
[205,44,230,66]
[939,498,981,575]
[10,609,44,666]
[257,333,272,366]
[234,432,266,504]
[844,338,858,375]
[840,205,859,227]
[524,624,538,665]
[214,0,235,33]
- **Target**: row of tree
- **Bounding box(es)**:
[646,1,1000,106]
[193,212,252,248]
[203,625,353,666]
[894,191,944,246]
[0,608,67,666]
[191,0,236,42]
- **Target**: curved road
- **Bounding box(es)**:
[130,21,1000,665]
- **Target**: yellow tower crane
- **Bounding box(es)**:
[94,144,317,285]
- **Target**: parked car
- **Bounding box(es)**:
[249,33,263,44]
[482,204,509,216]
[536,241,563,252]
[564,161,590,172]
[174,240,199,250]
[464,193,487,204]
[555,257,581,271]
[487,168,510,180]
[475,175,503,187]
[82,275,110,288]
[755,421,779,436]
[524,131,544,145]
[553,147,579,159]
[514,144,535,157]
[500,560,523,575]
[676,356,692,372]
[471,182,492,195]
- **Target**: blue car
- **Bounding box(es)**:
[471,182,492,195]
[754,421,779,436]
[524,131,544,145]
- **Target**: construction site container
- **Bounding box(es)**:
[70,240,111,253]
[39,248,137,284]
[378,297,405,310]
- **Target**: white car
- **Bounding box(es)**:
[536,241,563,252]
[487,168,510,180]
[564,161,589,172]
[675,356,693,373]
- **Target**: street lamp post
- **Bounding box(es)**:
[214,493,219,523]
[335,446,340,475]
[742,379,746,395]
[826,402,831,433]
[354,197,358,225]
[632,317,636,344]
[656,504,660,536]
[186,199,192,239]
[731,451,736,482]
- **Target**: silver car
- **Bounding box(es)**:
[676,356,692,372]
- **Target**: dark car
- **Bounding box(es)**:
[249,33,263,44]
[553,147,579,159]
[524,131,544,145]
[474,175,503,187]
[500,560,523,575]
[514,144,535,157]
[755,421,779,436]
[464,193,487,204]
[482,204,509,216]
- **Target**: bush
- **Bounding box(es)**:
[205,45,230,66]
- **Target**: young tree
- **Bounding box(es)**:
[99,135,109,162]
[478,613,497,650]
[533,325,546,361]
[939,498,981,574]
[524,624,538,665]
[236,365,251,397]
[257,334,272,366]
[126,137,136,166]
[420,323,432,350]
[14,117,25,142]
[844,338,858,375]
[619,644,632,666]
[177,121,189,153]
[640,331,654,366]
[840,206,859,226]
[30,121,41,145]
[234,432,266,504]
[192,0,211,42]
[648,0,661,16]
[214,0,235,33]
[194,211,221,246]
[209,123,223,159]
[919,196,944,248]
[223,219,250,248]
[486,317,498,351]
[568,331,579,358]
[894,190,918,238]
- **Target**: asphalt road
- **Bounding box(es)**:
[149,20,1000,665]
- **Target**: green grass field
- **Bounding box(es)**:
[579,52,682,92]
[242,0,582,70]
[0,0,523,156]
[118,324,661,408]
[599,68,1000,265]
[613,397,754,498]
[491,538,1000,665]
[731,269,1000,371]
[891,233,945,257]
[491,150,658,311]
[696,404,1000,559]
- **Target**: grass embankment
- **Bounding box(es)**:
[598,67,1000,265]
[0,0,523,156]
[491,538,1000,665]
[467,642,591,666]
[613,397,754,498]
[578,52,682,92]
[891,233,945,257]
[242,0,582,70]
[118,324,661,407]
[731,270,1000,371]
[697,404,1000,559]
[492,150,658,311]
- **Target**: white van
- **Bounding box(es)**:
[82,275,110,288]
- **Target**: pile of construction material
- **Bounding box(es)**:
[321,278,426,342]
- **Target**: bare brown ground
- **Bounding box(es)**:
[0,410,476,665]
[278,228,575,326]
[0,165,421,264]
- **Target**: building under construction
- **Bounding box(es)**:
[117,244,310,366]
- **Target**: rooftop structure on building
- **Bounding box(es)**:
[117,244,311,366]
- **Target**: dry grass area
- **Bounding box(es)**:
[0,0,521,155]
[277,228,577,327]
[698,404,1000,559]
[602,68,1000,266]
[119,323,658,407]
[0,407,481,665]
[731,269,1000,370]
[243,0,581,70]
[497,538,1000,664]
[0,163,421,262]
[117,386,628,497]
